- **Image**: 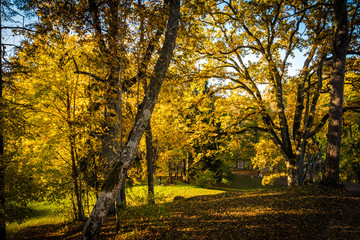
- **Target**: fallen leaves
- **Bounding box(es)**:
[111,186,360,240]
[11,186,360,240]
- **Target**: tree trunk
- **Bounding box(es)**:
[67,81,84,221]
[80,1,180,238]
[182,159,186,182]
[0,2,7,237]
[115,182,125,233]
[71,194,77,220]
[146,124,155,204]
[324,0,349,186]
[296,139,308,186]
[185,151,192,183]
[0,147,5,240]
[70,134,85,221]
[297,156,305,186]
[168,163,172,184]
[120,183,126,206]
[286,161,298,186]
[175,164,178,181]
[115,181,126,210]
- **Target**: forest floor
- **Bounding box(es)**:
[9,171,360,240]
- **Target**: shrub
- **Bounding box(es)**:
[195,170,217,188]
[261,173,286,185]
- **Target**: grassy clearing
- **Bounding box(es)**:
[7,201,70,236]
[7,173,280,238]
[215,174,284,191]
[8,181,226,239]
[12,173,360,240]
[126,183,225,206]
[125,173,283,206]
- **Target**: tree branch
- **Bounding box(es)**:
[308,106,360,138]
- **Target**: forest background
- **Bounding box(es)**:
[1,0,360,239]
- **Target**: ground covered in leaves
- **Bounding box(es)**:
[11,185,360,240]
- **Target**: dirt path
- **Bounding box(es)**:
[343,183,360,192]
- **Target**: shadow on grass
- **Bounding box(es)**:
[213,173,285,192]
[9,221,83,240]
[110,186,360,240]
[10,177,360,239]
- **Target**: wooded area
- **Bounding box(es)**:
[1,0,360,239]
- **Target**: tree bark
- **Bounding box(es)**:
[70,133,85,221]
[286,161,298,187]
[324,0,349,186]
[0,106,5,240]
[80,1,180,238]
[146,124,155,204]
[185,151,192,183]
[0,1,7,236]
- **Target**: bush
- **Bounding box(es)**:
[222,169,234,182]
[195,170,217,188]
[261,173,286,185]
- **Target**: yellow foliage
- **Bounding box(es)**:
[251,138,283,170]
[262,173,286,186]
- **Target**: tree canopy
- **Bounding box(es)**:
[1,0,360,239]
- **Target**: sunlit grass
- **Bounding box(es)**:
[7,201,70,235]
[7,173,285,238]
[126,183,225,206]
[9,177,359,240]
[7,183,225,238]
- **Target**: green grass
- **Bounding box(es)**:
[7,182,226,237]
[7,201,70,235]
[215,174,284,191]
[126,183,225,206]
[7,172,284,238]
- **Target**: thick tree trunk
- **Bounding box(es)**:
[146,124,155,204]
[297,155,305,186]
[296,138,308,186]
[286,161,298,186]
[101,128,120,214]
[324,0,349,186]
[80,1,180,238]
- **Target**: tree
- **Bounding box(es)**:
[1,0,37,237]
[0,11,5,237]
[80,0,180,238]
[252,137,284,172]
[323,0,350,186]
[145,124,155,203]
[11,33,101,220]
[340,55,360,182]
[193,0,359,186]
